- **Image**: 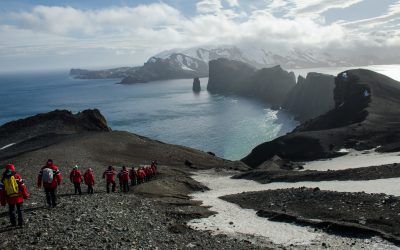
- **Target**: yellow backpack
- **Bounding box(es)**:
[3,176,19,197]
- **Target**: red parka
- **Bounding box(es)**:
[70,169,82,183]
[137,169,146,180]
[103,168,116,183]
[118,169,129,182]
[84,169,95,186]
[1,164,29,205]
[37,162,62,189]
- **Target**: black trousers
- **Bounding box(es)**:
[106,181,116,193]
[9,203,23,226]
[44,188,57,207]
[73,182,82,195]
[130,177,137,186]
[87,185,94,194]
[121,181,129,192]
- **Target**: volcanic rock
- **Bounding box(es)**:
[207,58,296,107]
[193,78,201,92]
[283,73,335,121]
[242,69,400,167]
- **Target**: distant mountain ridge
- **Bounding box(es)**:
[70,45,400,83]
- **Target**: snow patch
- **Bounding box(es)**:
[302,149,400,171]
[188,171,398,248]
[0,143,16,150]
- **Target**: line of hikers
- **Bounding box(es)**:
[0,159,158,227]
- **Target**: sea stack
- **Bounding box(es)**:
[193,77,201,92]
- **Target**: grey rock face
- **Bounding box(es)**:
[283,73,335,122]
[207,58,295,107]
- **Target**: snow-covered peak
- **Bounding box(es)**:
[152,45,360,70]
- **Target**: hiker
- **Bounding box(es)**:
[102,166,116,193]
[69,165,82,195]
[0,183,6,206]
[129,167,137,186]
[38,159,62,208]
[1,164,29,227]
[151,161,157,177]
[84,168,95,194]
[118,166,130,193]
[137,167,146,184]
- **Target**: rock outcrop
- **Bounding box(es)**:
[242,69,400,167]
[283,73,335,121]
[207,58,255,93]
[0,109,111,159]
[207,59,296,107]
[193,78,201,92]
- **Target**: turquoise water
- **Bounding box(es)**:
[0,71,298,160]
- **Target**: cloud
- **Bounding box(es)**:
[225,0,240,7]
[7,3,183,37]
[287,0,365,17]
[0,0,399,70]
[196,0,223,14]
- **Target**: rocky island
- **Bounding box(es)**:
[192,77,201,92]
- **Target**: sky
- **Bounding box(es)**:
[0,0,399,71]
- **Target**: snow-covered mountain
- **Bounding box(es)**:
[73,45,398,83]
[153,46,355,70]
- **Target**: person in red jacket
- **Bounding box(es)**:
[118,166,130,193]
[137,167,146,184]
[84,168,95,194]
[1,164,29,227]
[102,166,116,193]
[129,166,137,186]
[37,159,62,208]
[69,165,82,195]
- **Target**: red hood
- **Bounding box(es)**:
[6,164,15,172]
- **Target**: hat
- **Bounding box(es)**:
[6,164,15,172]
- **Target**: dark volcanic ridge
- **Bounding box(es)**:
[242,69,400,167]
[221,188,400,244]
[234,163,400,184]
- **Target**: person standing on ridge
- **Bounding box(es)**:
[102,166,116,193]
[118,166,130,193]
[129,166,137,186]
[1,164,29,227]
[84,168,95,194]
[70,165,83,195]
[38,159,62,208]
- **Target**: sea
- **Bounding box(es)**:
[1,65,399,160]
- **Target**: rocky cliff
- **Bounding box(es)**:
[242,69,400,167]
[207,59,296,107]
[283,73,335,121]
